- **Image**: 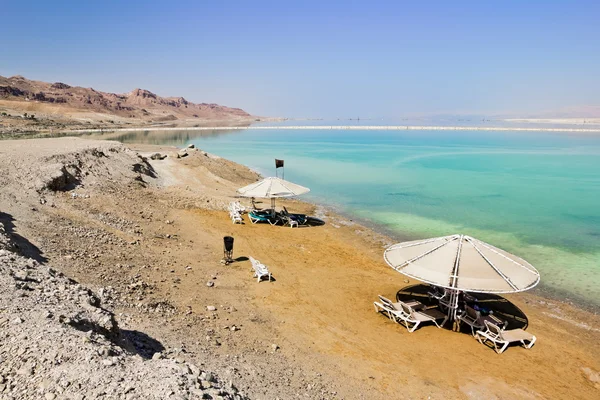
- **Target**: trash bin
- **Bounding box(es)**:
[223,236,234,264]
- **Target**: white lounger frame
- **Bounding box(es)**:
[374,295,447,333]
[249,256,273,282]
[228,201,246,224]
[476,320,536,354]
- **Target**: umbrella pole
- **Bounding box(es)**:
[448,289,460,331]
[271,198,276,216]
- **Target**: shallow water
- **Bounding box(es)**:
[86,127,600,308]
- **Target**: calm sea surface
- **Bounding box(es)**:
[87,127,600,308]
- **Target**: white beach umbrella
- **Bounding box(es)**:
[237,177,310,209]
[384,234,540,320]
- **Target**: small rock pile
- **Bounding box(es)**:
[0,222,247,400]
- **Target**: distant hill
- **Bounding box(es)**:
[0,75,252,122]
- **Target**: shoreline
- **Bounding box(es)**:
[239,165,600,314]
[67,124,600,134]
[312,200,600,313]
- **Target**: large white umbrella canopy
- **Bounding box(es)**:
[384,234,540,294]
[237,177,310,199]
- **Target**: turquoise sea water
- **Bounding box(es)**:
[91,128,600,308]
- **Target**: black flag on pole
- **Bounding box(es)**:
[275,159,284,168]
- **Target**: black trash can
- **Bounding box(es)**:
[223,236,234,264]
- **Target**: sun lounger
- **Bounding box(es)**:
[375,295,447,332]
[229,210,243,224]
[458,305,485,336]
[249,256,272,282]
[283,206,308,225]
[277,210,298,228]
[458,305,508,336]
[475,320,536,354]
[248,210,279,225]
[229,201,246,214]
[428,285,446,301]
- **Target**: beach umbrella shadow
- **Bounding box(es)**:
[395,284,529,331]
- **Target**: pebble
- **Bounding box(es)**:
[206,281,214,287]
[206,306,217,311]
[45,393,57,400]
[102,359,115,367]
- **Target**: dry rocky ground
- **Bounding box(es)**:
[0,138,345,399]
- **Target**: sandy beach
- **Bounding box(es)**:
[0,137,599,399]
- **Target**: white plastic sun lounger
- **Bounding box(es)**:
[475,320,536,354]
[229,201,246,214]
[249,257,272,282]
[229,210,243,224]
[375,295,448,332]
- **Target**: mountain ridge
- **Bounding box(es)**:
[0,74,252,121]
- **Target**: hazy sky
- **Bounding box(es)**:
[1,1,599,118]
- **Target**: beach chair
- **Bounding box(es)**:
[229,210,243,224]
[248,210,279,225]
[375,295,447,332]
[283,206,308,226]
[458,305,508,336]
[428,285,446,301]
[278,210,299,228]
[373,300,396,321]
[374,295,414,320]
[249,256,272,282]
[475,320,536,354]
[458,305,485,336]
[230,201,246,214]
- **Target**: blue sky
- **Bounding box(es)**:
[1,1,599,118]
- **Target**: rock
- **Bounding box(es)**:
[206,281,214,287]
[150,153,166,160]
[187,144,195,149]
[201,380,213,389]
[271,344,279,352]
[206,306,217,312]
[17,365,33,376]
[12,316,24,324]
[45,393,57,400]
[203,372,214,382]
[230,326,238,332]
[177,149,188,158]
[13,270,29,281]
[152,352,163,360]
[102,359,115,367]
